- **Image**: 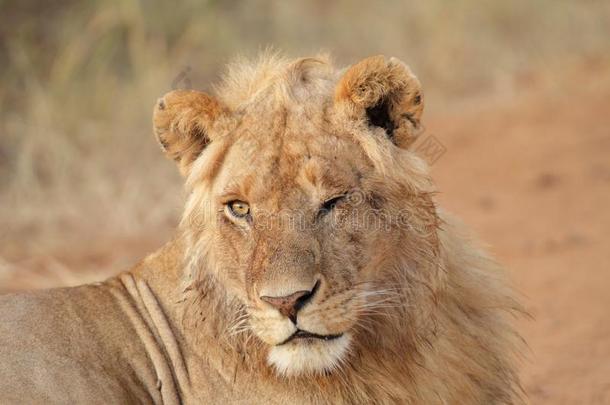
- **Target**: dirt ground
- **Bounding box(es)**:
[1,63,609,404]
[429,63,610,404]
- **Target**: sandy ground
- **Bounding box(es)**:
[429,64,610,404]
[1,64,609,404]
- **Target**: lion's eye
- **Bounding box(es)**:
[318,195,346,217]
[227,200,250,218]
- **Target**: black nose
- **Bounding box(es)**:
[260,282,318,323]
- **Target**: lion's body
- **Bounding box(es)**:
[0,280,172,404]
[0,54,523,404]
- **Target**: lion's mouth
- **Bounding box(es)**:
[278,329,344,346]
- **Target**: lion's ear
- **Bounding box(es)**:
[334,55,423,148]
[153,89,227,175]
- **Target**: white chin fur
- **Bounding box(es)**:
[268,333,351,377]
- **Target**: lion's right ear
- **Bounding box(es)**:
[334,55,423,148]
[153,89,227,175]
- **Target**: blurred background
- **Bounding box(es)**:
[1,0,609,403]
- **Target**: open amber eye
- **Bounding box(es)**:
[227,200,250,218]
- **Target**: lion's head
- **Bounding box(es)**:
[153,54,443,377]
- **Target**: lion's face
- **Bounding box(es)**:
[154,55,439,376]
[207,127,406,375]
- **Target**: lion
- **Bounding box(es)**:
[0,54,524,404]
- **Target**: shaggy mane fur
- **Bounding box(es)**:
[214,53,335,110]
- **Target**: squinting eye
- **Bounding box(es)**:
[318,195,346,217]
[227,200,250,218]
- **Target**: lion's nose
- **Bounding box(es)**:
[260,282,318,323]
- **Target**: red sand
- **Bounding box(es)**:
[430,69,610,403]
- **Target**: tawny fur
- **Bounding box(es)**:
[0,54,524,404]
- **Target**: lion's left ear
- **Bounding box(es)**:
[334,55,423,148]
[153,89,228,176]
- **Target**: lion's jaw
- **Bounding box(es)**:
[246,282,365,376]
[268,333,351,376]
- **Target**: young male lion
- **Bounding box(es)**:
[0,54,524,404]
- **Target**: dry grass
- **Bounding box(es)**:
[1,0,609,282]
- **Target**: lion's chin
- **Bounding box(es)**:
[267,333,351,377]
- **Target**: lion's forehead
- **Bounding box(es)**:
[215,129,367,206]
